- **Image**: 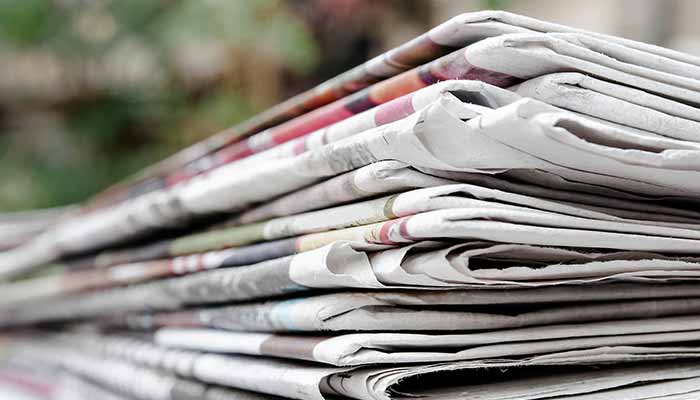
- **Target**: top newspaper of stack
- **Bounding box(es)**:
[2,10,700,280]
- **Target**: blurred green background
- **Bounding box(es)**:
[0,0,324,211]
[1,0,696,211]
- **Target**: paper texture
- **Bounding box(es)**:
[154,315,700,366]
[9,333,700,400]
[118,285,700,332]
[514,72,700,141]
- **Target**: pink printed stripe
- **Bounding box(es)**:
[378,219,400,245]
[374,93,416,126]
[215,103,354,165]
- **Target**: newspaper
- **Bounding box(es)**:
[117,285,700,332]
[6,177,700,306]
[53,373,131,400]
[0,362,69,400]
[154,315,700,366]
[421,167,700,215]
[108,29,700,199]
[113,96,700,219]
[7,367,135,400]
[514,72,700,141]
[78,149,700,273]
[64,161,459,270]
[287,209,700,257]
[52,152,700,279]
[120,30,700,194]
[1,338,282,400]
[337,361,700,400]
[0,206,73,251]
[231,160,457,225]
[8,239,698,326]
[4,236,700,324]
[19,333,700,400]
[160,183,700,256]
[108,10,700,205]
[85,180,700,268]
[202,30,700,184]
[215,80,521,178]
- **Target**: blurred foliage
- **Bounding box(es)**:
[0,0,320,211]
[483,0,511,10]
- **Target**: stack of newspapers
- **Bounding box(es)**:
[3,10,700,400]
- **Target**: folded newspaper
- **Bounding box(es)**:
[7,333,700,400]
[117,286,700,332]
[2,9,700,400]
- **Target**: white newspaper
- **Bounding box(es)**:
[2,338,282,400]
[121,285,700,332]
[427,11,700,68]
[231,160,459,225]
[3,239,700,325]
[514,72,700,141]
[154,315,700,366]
[0,206,72,251]
[465,32,700,104]
[421,167,700,218]
[23,333,700,400]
